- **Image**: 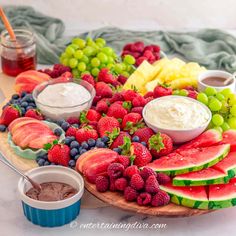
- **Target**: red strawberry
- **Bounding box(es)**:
[110,92,124,103]
[122,113,144,134]
[145,96,154,103]
[92,95,102,106]
[25,109,44,120]
[80,109,101,123]
[48,144,70,166]
[67,117,79,125]
[81,73,95,87]
[0,105,21,126]
[130,107,143,115]
[95,100,109,114]
[188,90,198,99]
[132,95,146,107]
[97,68,117,85]
[122,90,138,101]
[97,116,120,137]
[107,103,127,119]
[153,85,172,98]
[123,165,139,179]
[132,127,154,143]
[117,75,127,85]
[76,126,98,143]
[95,82,113,98]
[144,91,154,98]
[109,130,131,149]
[66,126,78,137]
[148,133,173,158]
[116,155,130,168]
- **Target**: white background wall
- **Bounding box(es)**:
[1,0,236,34]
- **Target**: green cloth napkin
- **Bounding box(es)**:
[1,6,236,73]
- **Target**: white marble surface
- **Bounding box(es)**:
[1,1,236,235]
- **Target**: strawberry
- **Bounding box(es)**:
[66,126,78,137]
[48,144,70,166]
[97,116,120,137]
[122,113,144,134]
[92,95,102,106]
[132,127,154,143]
[0,105,21,126]
[116,155,130,168]
[107,103,127,119]
[25,109,44,120]
[108,129,131,149]
[97,68,117,85]
[76,126,98,143]
[130,107,143,115]
[148,133,173,158]
[132,95,146,107]
[80,109,101,123]
[153,85,172,98]
[188,90,198,99]
[95,100,109,114]
[122,90,138,101]
[110,92,124,103]
[95,82,113,98]
[81,73,95,87]
[144,91,154,98]
[67,117,80,125]
[117,75,127,85]
[145,96,154,103]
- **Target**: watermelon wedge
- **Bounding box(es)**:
[220,130,236,151]
[173,152,236,186]
[146,144,230,175]
[177,129,222,151]
[208,178,236,209]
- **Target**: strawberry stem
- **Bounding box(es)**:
[148,133,165,151]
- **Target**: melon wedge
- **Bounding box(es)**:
[220,130,236,151]
[146,144,230,175]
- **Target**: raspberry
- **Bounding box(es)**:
[144,45,154,52]
[137,192,152,206]
[107,163,124,179]
[95,176,109,192]
[81,74,95,87]
[109,178,116,192]
[140,167,157,180]
[117,75,128,85]
[130,174,144,190]
[66,126,78,137]
[123,43,132,51]
[67,117,79,125]
[116,155,130,168]
[145,175,160,194]
[124,186,138,202]
[95,100,109,114]
[151,45,161,53]
[114,177,128,191]
[131,41,144,53]
[156,173,171,185]
[144,91,154,98]
[135,56,147,66]
[143,50,155,61]
[123,165,139,179]
[131,107,143,115]
[151,190,170,207]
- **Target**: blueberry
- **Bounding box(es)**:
[57,119,65,126]
[88,138,96,147]
[80,149,87,155]
[26,106,34,111]
[132,136,140,142]
[23,94,34,103]
[37,154,48,161]
[64,137,72,145]
[38,159,45,166]
[20,107,26,114]
[54,128,62,136]
[20,91,27,97]
[113,147,122,154]
[12,94,19,99]
[44,161,50,166]
[101,136,109,143]
[70,148,79,157]
[70,136,76,141]
[69,160,76,167]
[28,102,36,107]
[61,122,70,131]
[141,141,147,147]
[74,154,80,161]
[70,141,80,149]
[21,102,28,108]
[72,124,79,128]
[0,125,6,132]
[81,141,89,149]
[96,141,105,148]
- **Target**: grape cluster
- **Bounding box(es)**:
[197,87,236,131]
[60,37,135,78]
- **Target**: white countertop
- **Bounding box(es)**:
[1,1,236,235]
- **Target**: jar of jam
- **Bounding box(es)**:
[0,29,37,76]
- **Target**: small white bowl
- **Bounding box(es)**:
[142,96,212,143]
[198,70,236,93]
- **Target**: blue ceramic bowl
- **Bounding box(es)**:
[18,166,84,227]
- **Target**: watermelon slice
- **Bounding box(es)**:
[177,129,222,151]
[208,177,236,209]
[220,130,236,151]
[160,183,209,209]
[146,144,230,175]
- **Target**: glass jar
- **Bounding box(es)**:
[0,29,37,76]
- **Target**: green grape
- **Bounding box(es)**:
[77,62,86,72]
[220,88,232,98]
[230,105,236,116]
[60,52,67,59]
[106,63,114,69]
[107,56,114,64]
[101,47,113,56]
[121,63,127,71]
[65,46,75,56]
[99,63,107,69]
[123,55,135,65]
[74,50,83,59]
[114,63,123,73]
[95,38,106,46]
[121,71,130,78]
[215,93,225,101]
[212,114,224,126]
[72,38,86,49]
[221,122,230,131]
[197,92,209,105]
[179,89,188,96]
[208,97,222,111]
[91,68,100,77]
[72,68,80,78]
[126,65,132,72]
[220,100,229,114]
[83,46,95,57]
[69,58,78,68]
[81,55,89,64]
[61,58,69,66]
[91,58,101,67]
[70,44,79,50]
[81,71,91,76]
[97,52,108,63]
[228,94,236,106]
[214,126,223,133]
[87,40,99,49]
[228,117,236,129]
[204,87,217,96]
[173,90,180,95]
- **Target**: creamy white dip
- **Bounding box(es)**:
[145,96,210,130]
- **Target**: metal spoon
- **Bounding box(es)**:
[223,72,236,86]
[0,151,42,192]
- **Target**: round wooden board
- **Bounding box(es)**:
[85,179,212,217]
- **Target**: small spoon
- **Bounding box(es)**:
[223,72,236,86]
[0,151,42,192]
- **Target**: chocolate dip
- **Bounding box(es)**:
[26,182,78,201]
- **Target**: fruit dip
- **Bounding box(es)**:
[26,182,78,201]
[145,96,210,130]
[34,82,94,120]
